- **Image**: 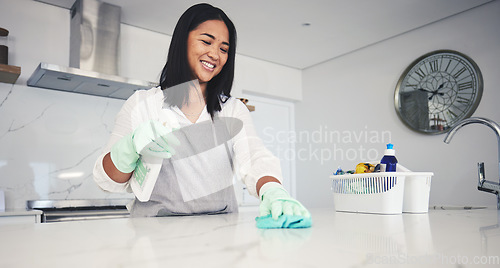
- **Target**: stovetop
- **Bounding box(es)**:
[26,199,133,223]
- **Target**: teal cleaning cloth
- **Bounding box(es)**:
[255,215,312,229]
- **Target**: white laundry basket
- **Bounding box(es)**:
[402,172,434,213]
[330,172,407,214]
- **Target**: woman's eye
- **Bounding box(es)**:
[220,47,228,53]
[201,40,211,45]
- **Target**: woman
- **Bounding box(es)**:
[93,3,310,223]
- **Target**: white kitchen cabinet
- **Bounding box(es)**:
[233,54,302,101]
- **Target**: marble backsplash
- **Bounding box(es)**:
[0,82,134,210]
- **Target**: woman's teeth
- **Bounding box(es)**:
[202,61,214,68]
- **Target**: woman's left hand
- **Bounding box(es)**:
[259,183,310,220]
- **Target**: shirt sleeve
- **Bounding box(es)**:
[227,98,283,198]
[92,89,150,193]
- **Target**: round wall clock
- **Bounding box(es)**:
[394,50,483,134]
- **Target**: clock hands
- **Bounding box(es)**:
[429,82,446,100]
[417,88,433,93]
[417,82,446,100]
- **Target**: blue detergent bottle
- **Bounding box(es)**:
[380,143,398,172]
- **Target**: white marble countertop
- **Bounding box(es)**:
[0,209,43,216]
[0,207,499,268]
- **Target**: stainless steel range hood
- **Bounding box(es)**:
[27,0,157,100]
[28,62,157,99]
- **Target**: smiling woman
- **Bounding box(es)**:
[92,3,311,226]
[159,3,237,119]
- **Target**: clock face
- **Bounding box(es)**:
[395,50,483,134]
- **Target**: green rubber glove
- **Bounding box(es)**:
[110,120,179,173]
[259,183,310,220]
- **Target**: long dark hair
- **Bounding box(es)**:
[159,3,237,118]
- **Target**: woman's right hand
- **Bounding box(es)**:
[109,120,179,174]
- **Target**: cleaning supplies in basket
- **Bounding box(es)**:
[380,143,398,172]
[355,162,379,173]
[333,144,399,176]
[334,163,378,175]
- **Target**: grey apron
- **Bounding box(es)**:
[130,116,244,217]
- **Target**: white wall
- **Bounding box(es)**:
[296,1,500,208]
[0,0,301,209]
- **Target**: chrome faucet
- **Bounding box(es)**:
[444,117,500,209]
